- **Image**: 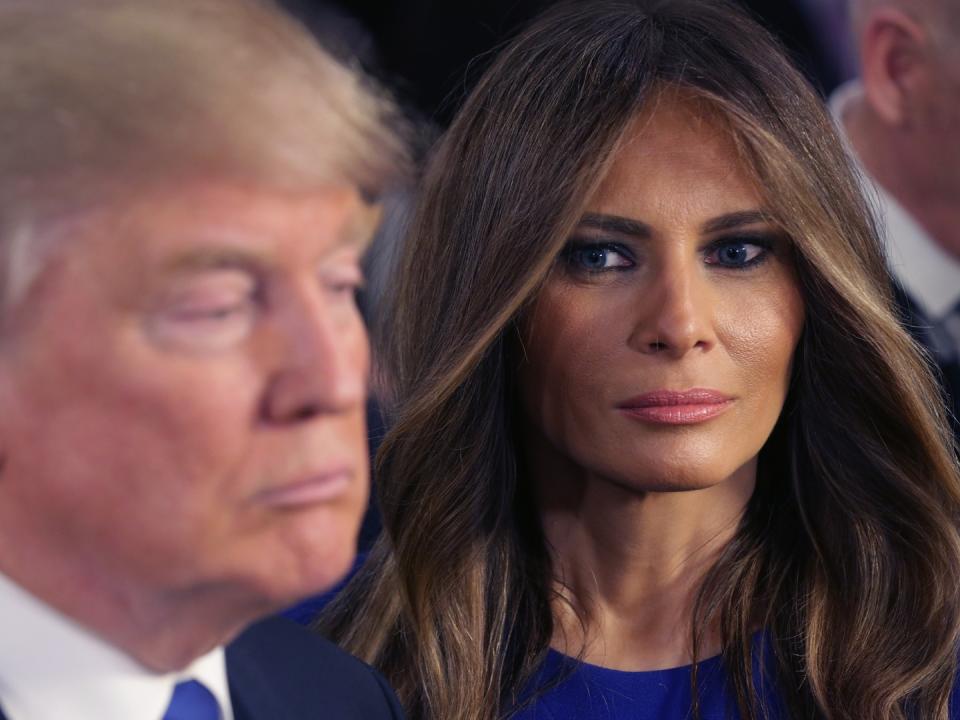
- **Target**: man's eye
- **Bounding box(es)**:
[704,239,772,268]
[320,264,365,298]
[149,279,258,352]
[170,302,252,321]
[562,242,634,272]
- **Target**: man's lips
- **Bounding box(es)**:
[253,467,354,509]
[617,389,734,425]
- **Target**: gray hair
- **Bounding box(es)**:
[0,0,409,307]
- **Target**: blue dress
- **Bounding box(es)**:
[510,642,783,720]
[511,642,960,719]
[286,558,960,719]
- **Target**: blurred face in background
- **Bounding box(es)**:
[924,22,960,193]
[519,96,805,495]
[0,178,373,613]
[855,0,960,197]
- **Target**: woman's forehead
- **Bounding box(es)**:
[590,97,760,218]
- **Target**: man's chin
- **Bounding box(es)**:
[299,542,359,598]
[265,535,360,607]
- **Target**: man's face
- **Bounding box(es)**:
[0,180,372,614]
[906,9,960,196]
[924,35,960,191]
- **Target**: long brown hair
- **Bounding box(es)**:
[320,2,960,718]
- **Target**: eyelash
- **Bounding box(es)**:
[703,236,775,268]
[562,235,777,274]
[319,264,366,297]
[561,241,634,273]
[171,297,256,323]
[173,267,364,316]
[328,277,365,295]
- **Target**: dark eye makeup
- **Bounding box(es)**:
[560,232,783,276]
[702,233,778,269]
[561,239,635,273]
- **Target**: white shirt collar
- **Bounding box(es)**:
[0,571,233,720]
[829,80,960,321]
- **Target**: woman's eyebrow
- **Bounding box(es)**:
[579,213,651,238]
[579,210,774,238]
[701,210,771,234]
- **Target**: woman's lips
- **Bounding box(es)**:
[617,389,734,425]
[254,468,353,509]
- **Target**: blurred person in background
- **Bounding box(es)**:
[320,1,960,719]
[0,1,407,718]
[832,0,960,439]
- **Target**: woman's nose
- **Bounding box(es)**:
[628,261,716,358]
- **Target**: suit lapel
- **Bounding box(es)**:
[894,283,960,443]
[941,361,960,441]
[226,641,286,720]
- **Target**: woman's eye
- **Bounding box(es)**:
[563,242,634,272]
[704,239,770,268]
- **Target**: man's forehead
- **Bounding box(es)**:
[108,180,379,260]
[2,181,380,310]
[1,177,382,324]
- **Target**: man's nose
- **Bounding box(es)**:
[627,261,715,358]
[261,296,369,424]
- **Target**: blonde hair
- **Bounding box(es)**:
[0,0,409,306]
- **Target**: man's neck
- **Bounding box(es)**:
[843,95,960,261]
[0,570,234,720]
[0,549,265,672]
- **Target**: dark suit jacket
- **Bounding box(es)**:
[895,284,960,445]
[0,615,404,720]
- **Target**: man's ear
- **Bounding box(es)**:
[860,7,931,128]
[0,352,18,464]
[0,375,9,475]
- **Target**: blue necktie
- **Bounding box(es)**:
[162,679,222,720]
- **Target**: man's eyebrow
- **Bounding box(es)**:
[702,210,772,234]
[162,247,265,275]
[161,202,381,274]
[344,200,383,253]
[578,213,652,238]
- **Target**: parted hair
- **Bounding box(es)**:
[0,0,408,308]
[320,1,960,719]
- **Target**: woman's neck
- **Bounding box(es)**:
[530,433,755,671]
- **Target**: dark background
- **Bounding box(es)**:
[279,0,856,129]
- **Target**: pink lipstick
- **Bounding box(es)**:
[617,389,733,425]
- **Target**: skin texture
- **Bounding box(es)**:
[519,97,805,670]
[845,0,960,258]
[0,180,372,670]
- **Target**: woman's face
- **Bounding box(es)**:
[518,97,805,492]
